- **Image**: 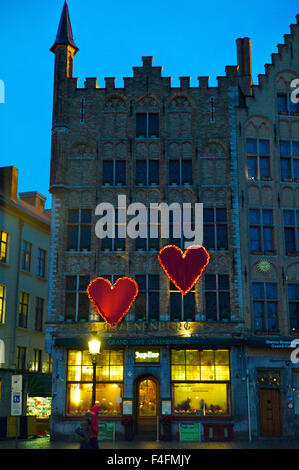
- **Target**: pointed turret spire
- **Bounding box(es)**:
[50,1,78,52]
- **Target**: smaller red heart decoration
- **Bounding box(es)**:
[158,245,210,295]
[87,277,138,327]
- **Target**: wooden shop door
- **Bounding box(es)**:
[259,388,282,437]
[135,376,159,440]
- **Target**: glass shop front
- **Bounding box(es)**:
[65,347,231,426]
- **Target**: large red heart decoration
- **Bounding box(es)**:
[158,245,210,295]
[87,277,139,327]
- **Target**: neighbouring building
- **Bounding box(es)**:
[0,166,52,429]
[46,1,299,441]
[235,26,299,438]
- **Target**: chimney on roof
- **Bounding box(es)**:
[19,191,47,212]
[236,37,253,96]
[0,166,18,200]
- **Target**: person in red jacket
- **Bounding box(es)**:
[90,404,101,449]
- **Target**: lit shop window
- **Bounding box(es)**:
[171,349,230,416]
[66,349,123,416]
[27,397,52,418]
[173,383,229,416]
[171,349,230,382]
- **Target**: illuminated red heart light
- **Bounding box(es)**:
[158,245,210,295]
[87,277,139,327]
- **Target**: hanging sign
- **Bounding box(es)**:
[158,245,210,295]
[12,375,22,392]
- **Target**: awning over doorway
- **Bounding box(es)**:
[26,374,52,397]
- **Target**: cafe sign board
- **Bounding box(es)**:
[135,349,160,363]
[179,423,201,442]
[98,422,115,441]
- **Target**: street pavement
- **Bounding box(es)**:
[0,436,299,449]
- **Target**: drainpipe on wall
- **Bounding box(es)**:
[246,369,252,441]
[11,218,23,367]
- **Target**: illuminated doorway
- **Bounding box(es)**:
[135,376,159,440]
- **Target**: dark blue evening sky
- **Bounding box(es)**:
[0,0,298,208]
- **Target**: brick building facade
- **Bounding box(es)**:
[46,1,299,441]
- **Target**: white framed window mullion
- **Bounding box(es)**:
[216,275,220,321]
[77,209,81,252]
[146,275,149,321]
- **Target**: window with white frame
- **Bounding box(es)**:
[136,159,159,186]
[135,274,160,321]
[65,275,90,321]
[203,208,228,251]
[249,209,274,254]
[277,93,299,115]
[252,282,278,332]
[204,274,230,322]
[170,280,196,322]
[67,209,91,251]
[136,113,159,138]
[135,208,160,252]
[101,210,126,252]
[280,140,299,181]
[283,209,299,255]
[103,160,126,186]
[246,138,271,180]
[169,159,192,186]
